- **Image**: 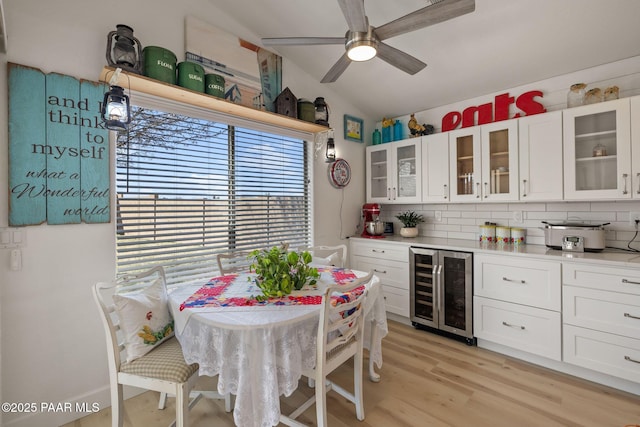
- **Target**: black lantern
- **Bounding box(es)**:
[314,97,329,127]
[106,24,143,74]
[101,85,131,131]
[325,136,336,163]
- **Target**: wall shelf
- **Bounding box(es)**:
[99,66,329,135]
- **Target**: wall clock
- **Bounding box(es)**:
[328,158,351,188]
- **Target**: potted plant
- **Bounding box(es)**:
[248,246,319,300]
[396,210,424,238]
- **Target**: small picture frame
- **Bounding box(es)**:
[344,114,364,142]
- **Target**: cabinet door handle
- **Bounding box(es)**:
[622,173,629,195]
[637,173,640,195]
[392,187,396,200]
[372,249,385,254]
[522,179,527,197]
[475,182,480,198]
[443,184,448,200]
[625,355,640,364]
[624,312,640,320]
[622,278,640,285]
[373,268,387,274]
[387,187,391,200]
[484,182,488,198]
[503,277,526,284]
[502,321,525,330]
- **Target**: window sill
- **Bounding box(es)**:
[99,66,329,135]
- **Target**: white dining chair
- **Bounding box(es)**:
[93,266,231,427]
[299,244,348,268]
[216,251,250,275]
[280,270,373,427]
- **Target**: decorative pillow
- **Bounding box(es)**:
[113,277,174,363]
[312,252,339,266]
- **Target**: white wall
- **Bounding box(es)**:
[0,1,371,426]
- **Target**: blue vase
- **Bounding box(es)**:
[382,127,391,143]
[372,129,381,145]
[393,120,403,141]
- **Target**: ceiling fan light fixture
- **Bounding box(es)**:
[347,42,377,61]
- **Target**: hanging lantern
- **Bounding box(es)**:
[106,24,143,74]
[101,85,131,131]
[325,137,336,163]
[314,97,329,127]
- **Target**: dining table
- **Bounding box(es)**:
[167,266,388,427]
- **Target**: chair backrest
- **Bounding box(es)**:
[317,270,373,373]
[300,244,348,268]
[216,251,250,275]
[92,266,167,373]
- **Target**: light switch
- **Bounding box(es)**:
[0,230,10,245]
[10,249,22,271]
[12,230,23,244]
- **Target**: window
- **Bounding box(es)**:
[116,103,312,284]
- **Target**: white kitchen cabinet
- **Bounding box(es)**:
[518,110,564,201]
[449,120,519,202]
[562,262,640,381]
[350,239,409,317]
[421,132,450,202]
[473,253,562,360]
[563,98,632,200]
[366,138,422,204]
[631,96,640,197]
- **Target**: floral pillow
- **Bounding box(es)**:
[113,277,174,363]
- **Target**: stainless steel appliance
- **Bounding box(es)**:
[410,247,474,345]
[542,221,608,252]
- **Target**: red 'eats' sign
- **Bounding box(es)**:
[441,90,546,132]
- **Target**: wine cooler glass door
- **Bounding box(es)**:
[439,250,473,338]
[410,248,438,329]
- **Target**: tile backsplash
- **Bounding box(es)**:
[380,201,640,250]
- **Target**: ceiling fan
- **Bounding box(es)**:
[261,0,475,83]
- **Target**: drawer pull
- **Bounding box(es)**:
[502,321,525,330]
[502,277,525,284]
[622,278,640,285]
[373,269,388,274]
[372,249,385,254]
[624,355,640,364]
[624,312,640,320]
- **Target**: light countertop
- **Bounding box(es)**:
[349,235,640,268]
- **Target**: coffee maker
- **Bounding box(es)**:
[361,203,385,238]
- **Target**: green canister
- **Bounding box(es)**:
[205,73,225,98]
[177,61,205,92]
[297,99,314,122]
[142,46,177,84]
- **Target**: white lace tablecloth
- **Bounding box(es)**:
[167,269,388,427]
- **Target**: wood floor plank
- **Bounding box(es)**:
[63,320,640,427]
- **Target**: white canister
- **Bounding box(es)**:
[479,224,496,243]
[511,227,526,246]
[496,226,511,245]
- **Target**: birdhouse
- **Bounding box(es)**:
[275,87,297,118]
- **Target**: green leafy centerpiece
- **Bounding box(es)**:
[248,246,319,299]
[396,210,424,238]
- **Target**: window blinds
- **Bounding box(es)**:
[116,105,311,284]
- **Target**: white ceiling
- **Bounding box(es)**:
[213,0,640,119]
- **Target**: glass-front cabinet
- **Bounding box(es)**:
[563,98,631,199]
[366,138,422,204]
[449,121,518,202]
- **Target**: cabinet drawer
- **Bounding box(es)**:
[474,254,561,310]
[352,256,409,290]
[563,263,640,296]
[563,285,640,338]
[474,296,561,360]
[381,285,409,317]
[564,324,640,383]
[350,240,408,263]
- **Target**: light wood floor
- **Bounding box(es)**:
[64,320,640,427]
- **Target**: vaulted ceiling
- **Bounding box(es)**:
[213,0,640,119]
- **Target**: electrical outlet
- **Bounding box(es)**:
[435,211,442,222]
[630,212,640,227]
[513,210,523,223]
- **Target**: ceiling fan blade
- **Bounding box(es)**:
[321,53,351,83]
[261,37,345,46]
[337,0,368,33]
[375,0,475,41]
[376,42,426,75]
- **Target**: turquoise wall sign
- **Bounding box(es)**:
[8,63,110,225]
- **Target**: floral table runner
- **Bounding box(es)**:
[179,267,362,311]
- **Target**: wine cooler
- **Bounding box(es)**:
[409,247,474,344]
